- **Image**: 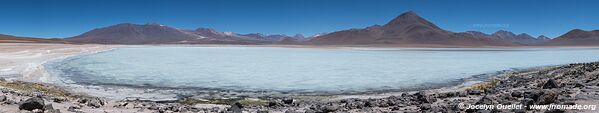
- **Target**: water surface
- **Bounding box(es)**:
[45,47,599,95]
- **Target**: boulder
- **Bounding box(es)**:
[524,90,543,100]
[52,97,67,103]
[0,95,6,101]
[468,90,483,95]
[322,104,339,112]
[542,79,560,89]
[476,95,495,105]
[19,97,45,111]
[414,91,436,103]
[574,82,585,88]
[511,91,523,98]
[45,109,61,113]
[536,90,558,105]
[43,104,54,111]
[228,102,243,113]
[419,104,432,110]
[267,101,283,108]
[67,105,81,112]
[344,100,365,109]
[282,98,294,104]
[87,98,105,108]
[77,97,105,108]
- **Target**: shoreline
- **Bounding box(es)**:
[0,43,119,82]
[1,43,599,112]
[2,60,597,112]
[124,43,599,49]
[36,45,560,101]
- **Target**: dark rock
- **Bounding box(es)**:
[524,90,543,100]
[420,104,431,110]
[344,100,365,109]
[77,98,88,103]
[390,106,401,111]
[511,91,523,98]
[147,103,159,110]
[282,98,294,104]
[414,91,436,103]
[304,109,317,113]
[476,95,494,105]
[542,79,560,89]
[268,101,283,108]
[521,98,534,110]
[468,90,483,95]
[88,98,105,108]
[364,100,375,107]
[180,107,189,112]
[68,105,82,112]
[401,93,408,97]
[52,97,67,103]
[45,109,61,113]
[211,107,221,112]
[229,102,243,113]
[322,104,339,112]
[561,101,576,105]
[19,97,45,111]
[437,92,456,98]
[536,90,558,105]
[78,97,105,108]
[114,102,129,108]
[575,82,585,88]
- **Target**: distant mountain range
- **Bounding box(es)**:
[309,11,598,46]
[309,11,519,46]
[463,30,550,45]
[2,11,598,46]
[67,23,311,44]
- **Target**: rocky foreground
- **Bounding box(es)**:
[1,62,599,113]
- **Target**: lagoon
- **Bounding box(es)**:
[44,46,599,94]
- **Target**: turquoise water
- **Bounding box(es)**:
[45,46,599,94]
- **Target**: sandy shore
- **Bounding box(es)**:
[0,43,117,82]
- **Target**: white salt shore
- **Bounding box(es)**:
[0,43,141,113]
[0,43,117,82]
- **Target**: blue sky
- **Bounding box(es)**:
[0,0,597,38]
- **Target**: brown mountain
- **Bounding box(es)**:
[309,11,519,46]
[67,23,199,44]
[68,23,275,44]
[0,34,70,43]
[544,29,599,46]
